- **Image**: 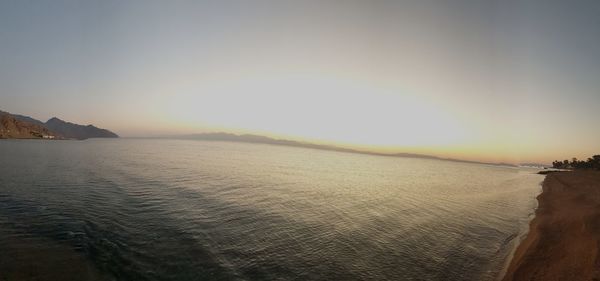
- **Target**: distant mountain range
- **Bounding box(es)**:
[0,110,118,140]
[0,110,527,167]
[182,132,518,167]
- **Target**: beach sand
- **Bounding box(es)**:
[502,171,600,281]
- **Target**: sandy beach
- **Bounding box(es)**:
[502,171,600,281]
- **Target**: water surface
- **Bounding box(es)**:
[0,139,541,280]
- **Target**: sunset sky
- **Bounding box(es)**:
[1,0,599,164]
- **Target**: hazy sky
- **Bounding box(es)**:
[1,0,599,163]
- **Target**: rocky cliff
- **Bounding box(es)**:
[0,112,59,139]
[0,110,118,140]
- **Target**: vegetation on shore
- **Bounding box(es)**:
[551,155,600,170]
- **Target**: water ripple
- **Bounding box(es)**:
[0,139,542,280]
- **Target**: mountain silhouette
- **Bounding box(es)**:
[1,110,118,140]
[182,132,516,167]
[0,111,59,139]
[44,117,118,140]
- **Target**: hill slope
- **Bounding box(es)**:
[1,110,118,140]
[0,112,59,139]
[44,117,118,140]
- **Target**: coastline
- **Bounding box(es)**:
[497,203,538,281]
[502,171,600,281]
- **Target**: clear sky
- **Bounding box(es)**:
[1,0,599,164]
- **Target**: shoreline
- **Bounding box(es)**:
[501,171,600,281]
[497,204,538,281]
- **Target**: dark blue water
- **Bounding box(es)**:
[0,139,541,280]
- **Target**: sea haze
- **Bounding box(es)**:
[0,139,541,280]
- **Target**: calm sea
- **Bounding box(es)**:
[0,139,541,281]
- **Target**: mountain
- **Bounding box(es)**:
[1,110,118,140]
[182,132,364,154]
[0,111,60,139]
[10,113,46,127]
[44,117,118,140]
[181,132,517,167]
[182,132,424,157]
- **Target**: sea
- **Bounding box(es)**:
[0,139,542,281]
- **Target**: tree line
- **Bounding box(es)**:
[552,155,600,170]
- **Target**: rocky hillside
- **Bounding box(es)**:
[44,117,118,140]
[0,112,59,139]
[0,110,118,140]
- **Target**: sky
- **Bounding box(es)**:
[1,0,599,164]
